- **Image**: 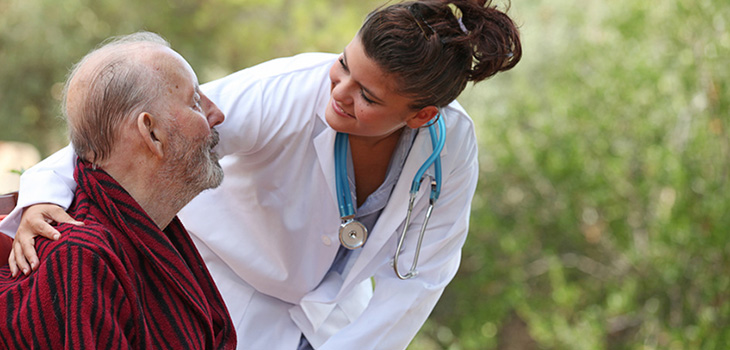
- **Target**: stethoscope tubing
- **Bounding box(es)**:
[335,132,355,219]
[412,116,445,200]
[394,115,445,279]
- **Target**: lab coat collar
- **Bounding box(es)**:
[313,128,339,213]
[313,97,339,215]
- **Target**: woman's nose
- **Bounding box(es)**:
[331,79,355,106]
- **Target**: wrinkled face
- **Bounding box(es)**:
[325,35,420,142]
[155,49,225,191]
[164,123,223,192]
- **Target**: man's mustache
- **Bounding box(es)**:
[208,129,220,151]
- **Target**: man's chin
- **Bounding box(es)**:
[202,162,224,190]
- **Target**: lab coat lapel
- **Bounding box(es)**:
[313,125,339,212]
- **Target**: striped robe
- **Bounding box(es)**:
[0,160,236,349]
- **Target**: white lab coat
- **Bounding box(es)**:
[1,53,478,350]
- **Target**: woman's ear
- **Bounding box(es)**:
[136,112,165,159]
[406,106,439,129]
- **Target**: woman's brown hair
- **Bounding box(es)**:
[359,0,522,109]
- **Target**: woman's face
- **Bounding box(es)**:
[325,36,430,143]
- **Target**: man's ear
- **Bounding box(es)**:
[136,112,164,159]
[406,106,439,129]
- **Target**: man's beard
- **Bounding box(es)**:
[160,128,224,205]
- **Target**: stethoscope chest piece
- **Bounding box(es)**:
[339,219,368,249]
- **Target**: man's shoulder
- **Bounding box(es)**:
[43,220,122,258]
[0,221,126,295]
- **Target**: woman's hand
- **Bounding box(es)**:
[9,203,84,277]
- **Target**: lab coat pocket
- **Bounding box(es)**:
[289,272,373,348]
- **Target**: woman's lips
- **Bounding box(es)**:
[332,99,355,119]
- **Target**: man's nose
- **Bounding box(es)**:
[202,94,225,127]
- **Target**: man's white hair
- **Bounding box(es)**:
[64,31,171,164]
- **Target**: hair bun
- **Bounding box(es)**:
[457,0,522,82]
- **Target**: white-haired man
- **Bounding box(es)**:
[0,32,236,349]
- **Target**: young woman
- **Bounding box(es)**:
[2,0,521,348]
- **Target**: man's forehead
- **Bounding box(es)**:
[75,42,168,77]
[69,42,196,106]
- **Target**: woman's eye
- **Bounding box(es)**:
[361,91,375,104]
[338,57,349,72]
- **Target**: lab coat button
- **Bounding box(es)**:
[322,235,331,246]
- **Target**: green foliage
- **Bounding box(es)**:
[419,0,730,349]
[0,0,379,155]
[2,0,728,349]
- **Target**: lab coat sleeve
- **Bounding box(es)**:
[318,130,479,350]
[0,145,77,237]
[202,53,335,158]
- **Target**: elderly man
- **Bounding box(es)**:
[0,32,236,349]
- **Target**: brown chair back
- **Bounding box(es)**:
[0,191,18,215]
[0,191,18,266]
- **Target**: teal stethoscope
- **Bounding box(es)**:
[335,115,446,280]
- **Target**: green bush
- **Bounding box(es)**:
[420,0,730,349]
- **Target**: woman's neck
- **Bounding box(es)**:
[348,128,404,207]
